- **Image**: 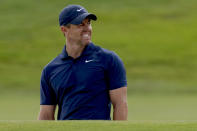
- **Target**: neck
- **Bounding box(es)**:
[65,41,86,59]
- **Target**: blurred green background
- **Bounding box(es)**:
[0,0,197,120]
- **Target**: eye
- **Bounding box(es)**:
[87,20,91,24]
[78,23,84,27]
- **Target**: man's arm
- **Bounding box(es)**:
[109,87,128,120]
[38,105,56,120]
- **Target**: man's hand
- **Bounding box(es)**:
[38,105,56,120]
[109,87,128,120]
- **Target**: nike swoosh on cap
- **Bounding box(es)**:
[77,8,83,12]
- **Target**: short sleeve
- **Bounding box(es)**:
[40,69,57,105]
[107,52,127,90]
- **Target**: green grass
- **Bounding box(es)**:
[0,121,197,131]
[1,93,197,121]
[0,0,197,93]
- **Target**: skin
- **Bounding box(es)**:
[38,18,128,120]
[109,87,128,120]
[61,18,92,59]
[38,105,56,120]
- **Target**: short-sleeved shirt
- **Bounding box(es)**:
[40,43,127,120]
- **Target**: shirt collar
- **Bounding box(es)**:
[60,42,96,60]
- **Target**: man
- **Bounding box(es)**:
[38,4,128,120]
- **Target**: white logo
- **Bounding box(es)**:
[77,8,83,12]
[85,60,94,63]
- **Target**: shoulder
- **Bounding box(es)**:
[92,43,114,57]
[96,46,123,63]
[41,54,63,78]
[92,44,124,70]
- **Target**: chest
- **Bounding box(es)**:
[49,55,107,92]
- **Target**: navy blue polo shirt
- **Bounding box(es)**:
[40,43,127,120]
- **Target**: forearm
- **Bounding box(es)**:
[38,105,56,120]
[38,112,55,120]
[113,102,128,120]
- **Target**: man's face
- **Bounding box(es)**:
[64,18,92,46]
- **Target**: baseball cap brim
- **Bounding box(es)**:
[70,13,97,25]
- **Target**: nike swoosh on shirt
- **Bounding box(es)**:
[85,60,94,63]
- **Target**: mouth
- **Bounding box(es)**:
[82,33,91,39]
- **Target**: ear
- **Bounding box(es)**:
[60,26,67,33]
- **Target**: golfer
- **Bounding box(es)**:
[38,4,128,120]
